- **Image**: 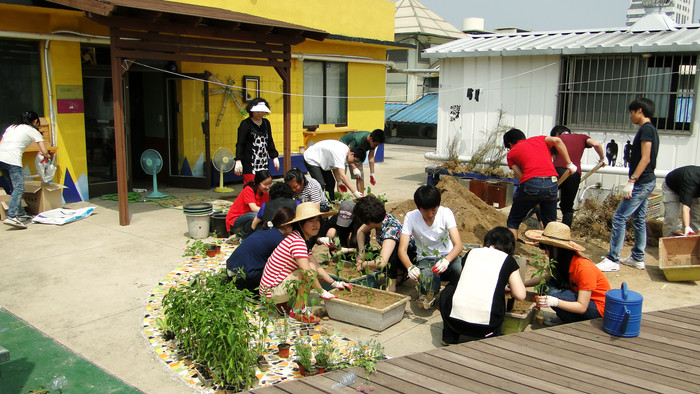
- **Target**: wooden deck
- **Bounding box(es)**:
[250,304,700,393]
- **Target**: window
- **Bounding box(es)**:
[557,54,696,133]
[303,61,347,128]
[0,39,43,131]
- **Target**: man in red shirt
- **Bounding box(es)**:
[503,128,575,241]
[550,126,605,227]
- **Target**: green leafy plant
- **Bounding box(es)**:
[334,339,384,377]
[313,335,335,369]
[530,250,556,296]
[182,239,208,257]
[293,336,314,370]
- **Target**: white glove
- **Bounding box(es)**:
[536,295,559,308]
[320,290,336,299]
[685,226,696,236]
[339,247,353,254]
[353,190,363,198]
[331,281,353,290]
[622,182,634,199]
[273,157,280,170]
[432,258,449,274]
[566,162,577,174]
[317,237,332,246]
[234,160,243,175]
[599,158,607,167]
[352,168,362,179]
[407,265,421,280]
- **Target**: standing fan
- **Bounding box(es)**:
[140,149,167,199]
[212,147,236,192]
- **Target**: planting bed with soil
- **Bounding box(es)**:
[334,286,405,309]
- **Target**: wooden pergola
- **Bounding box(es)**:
[48,0,328,225]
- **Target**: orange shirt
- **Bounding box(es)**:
[569,255,611,317]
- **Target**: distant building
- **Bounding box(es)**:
[627,0,694,25]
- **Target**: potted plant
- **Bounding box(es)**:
[205,243,218,257]
[313,335,335,373]
[293,336,315,376]
[182,239,207,257]
[274,318,292,358]
[325,285,410,331]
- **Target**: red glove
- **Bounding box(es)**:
[338,182,348,193]
[370,174,376,186]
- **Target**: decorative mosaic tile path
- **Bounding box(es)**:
[142,243,355,393]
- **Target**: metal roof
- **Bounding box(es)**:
[423,25,700,58]
[386,94,437,125]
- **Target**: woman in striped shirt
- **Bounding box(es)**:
[259,202,353,324]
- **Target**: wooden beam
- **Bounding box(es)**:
[112,47,290,67]
[114,30,286,52]
[109,27,130,226]
[275,66,292,173]
[48,0,115,16]
[113,40,291,61]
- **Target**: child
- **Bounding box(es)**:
[597,98,659,272]
[339,129,385,191]
[398,185,463,308]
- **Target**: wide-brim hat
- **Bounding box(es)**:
[249,102,271,113]
[336,199,356,227]
[284,202,335,226]
[524,222,585,252]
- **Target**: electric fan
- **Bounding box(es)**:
[140,149,167,199]
[212,147,236,193]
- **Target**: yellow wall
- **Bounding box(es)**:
[176,0,395,42]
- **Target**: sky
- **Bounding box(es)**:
[410,0,700,32]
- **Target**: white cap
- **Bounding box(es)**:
[249,102,271,113]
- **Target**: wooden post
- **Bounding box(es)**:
[275,65,292,172]
[110,28,130,225]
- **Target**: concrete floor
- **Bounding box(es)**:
[0,144,438,393]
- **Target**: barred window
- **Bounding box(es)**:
[558,54,696,133]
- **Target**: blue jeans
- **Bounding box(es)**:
[416,256,462,295]
[507,177,558,230]
[233,211,257,239]
[0,161,25,218]
[546,281,601,323]
[606,181,655,262]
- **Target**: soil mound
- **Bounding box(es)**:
[387,176,508,245]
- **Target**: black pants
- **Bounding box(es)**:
[304,159,336,197]
[439,283,501,344]
[556,167,581,227]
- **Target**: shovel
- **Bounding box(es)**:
[580,161,605,184]
[557,170,571,186]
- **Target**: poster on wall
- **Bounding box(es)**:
[56,85,84,114]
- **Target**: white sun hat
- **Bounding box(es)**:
[249,102,271,113]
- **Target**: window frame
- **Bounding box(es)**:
[302,60,348,129]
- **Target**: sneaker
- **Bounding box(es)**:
[596,257,620,272]
[3,217,27,229]
[543,316,563,327]
[289,310,320,324]
[620,256,645,270]
[17,213,34,222]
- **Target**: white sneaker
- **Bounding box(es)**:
[3,217,27,229]
[620,256,645,270]
[596,257,620,272]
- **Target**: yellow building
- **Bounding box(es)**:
[0,0,402,220]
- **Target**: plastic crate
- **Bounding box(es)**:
[659,236,700,281]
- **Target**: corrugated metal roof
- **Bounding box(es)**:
[385,102,410,119]
[394,0,466,40]
[424,25,700,58]
[386,94,437,125]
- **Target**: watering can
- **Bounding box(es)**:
[603,282,643,337]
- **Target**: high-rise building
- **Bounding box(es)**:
[627,0,694,25]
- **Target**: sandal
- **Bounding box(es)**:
[289,310,320,324]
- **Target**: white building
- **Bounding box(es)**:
[627,0,694,26]
[423,5,700,192]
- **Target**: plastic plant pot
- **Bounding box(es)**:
[278,343,291,358]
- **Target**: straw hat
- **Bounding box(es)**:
[284,202,335,226]
[524,222,585,252]
[249,102,271,113]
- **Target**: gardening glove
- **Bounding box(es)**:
[317,237,332,246]
[566,162,577,174]
[432,258,450,274]
[622,181,634,199]
[536,295,559,308]
[339,247,354,254]
[320,290,336,299]
[685,226,696,236]
[331,281,353,290]
[353,190,363,199]
[599,158,607,167]
[370,173,376,186]
[337,181,348,193]
[234,160,243,175]
[352,168,362,179]
[408,265,421,280]
[273,157,280,170]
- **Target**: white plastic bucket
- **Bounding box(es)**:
[185,212,211,239]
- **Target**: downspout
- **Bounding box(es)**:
[44,40,56,145]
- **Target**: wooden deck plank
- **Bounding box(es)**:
[251,385,291,393]
[652,310,700,327]
[521,329,700,391]
[639,322,700,350]
[376,362,477,394]
[653,304,700,317]
[275,380,330,394]
[386,354,505,393]
[450,341,603,393]
[643,314,700,334]
[359,367,439,394]
[536,329,700,379]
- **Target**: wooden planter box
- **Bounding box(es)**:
[502,302,536,335]
[325,286,410,331]
[659,235,700,281]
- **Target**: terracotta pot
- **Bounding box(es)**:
[278,343,291,358]
[316,366,326,374]
[298,364,307,375]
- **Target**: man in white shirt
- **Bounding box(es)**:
[303,139,365,198]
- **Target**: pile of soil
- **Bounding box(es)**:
[323,259,371,281]
[387,176,508,245]
[333,286,404,309]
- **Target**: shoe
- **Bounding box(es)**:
[620,256,645,270]
[418,294,436,310]
[596,257,620,272]
[18,214,34,222]
[3,217,27,229]
[289,310,320,324]
[543,316,563,327]
[440,340,452,346]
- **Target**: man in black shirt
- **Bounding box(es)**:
[662,165,700,236]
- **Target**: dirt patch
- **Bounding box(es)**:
[322,259,371,281]
[507,297,535,315]
[387,176,508,245]
[333,286,405,309]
